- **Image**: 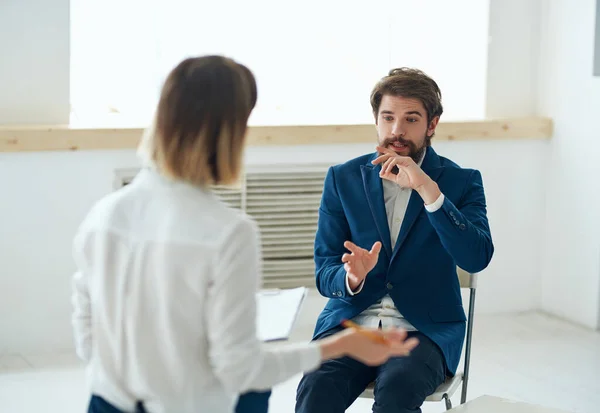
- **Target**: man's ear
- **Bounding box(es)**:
[427,116,440,137]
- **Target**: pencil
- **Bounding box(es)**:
[341,319,389,345]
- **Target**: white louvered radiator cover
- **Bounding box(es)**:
[114,165,330,288]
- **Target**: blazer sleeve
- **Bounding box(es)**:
[426,169,494,273]
[313,167,353,298]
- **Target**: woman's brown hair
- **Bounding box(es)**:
[139,55,257,187]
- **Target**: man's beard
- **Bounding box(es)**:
[381,134,429,164]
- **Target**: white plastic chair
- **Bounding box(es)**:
[358,268,478,411]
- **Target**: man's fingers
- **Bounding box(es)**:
[384,158,397,175]
[378,160,392,179]
[341,253,352,263]
[391,155,414,167]
[344,240,363,255]
[375,146,414,166]
[375,145,396,155]
[371,153,392,165]
[380,157,392,173]
[344,263,351,273]
[370,241,382,255]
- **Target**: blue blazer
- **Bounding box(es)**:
[312,147,494,375]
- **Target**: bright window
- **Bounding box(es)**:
[70,0,489,126]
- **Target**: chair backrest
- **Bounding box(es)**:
[457,267,477,289]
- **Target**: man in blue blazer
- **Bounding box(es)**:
[296,68,494,413]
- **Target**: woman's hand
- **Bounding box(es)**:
[318,327,419,366]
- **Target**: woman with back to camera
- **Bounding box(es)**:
[71,55,419,413]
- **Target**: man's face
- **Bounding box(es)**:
[375,95,439,163]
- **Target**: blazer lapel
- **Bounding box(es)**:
[361,157,392,259]
[391,147,444,260]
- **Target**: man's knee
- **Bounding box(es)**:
[297,369,345,402]
[373,369,442,412]
[296,369,353,413]
[296,355,376,412]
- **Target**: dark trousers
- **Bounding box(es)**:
[295,330,446,413]
[88,391,271,413]
[88,396,146,413]
[235,391,272,413]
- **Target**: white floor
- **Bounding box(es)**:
[1,291,600,413]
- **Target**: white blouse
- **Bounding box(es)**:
[71,167,320,413]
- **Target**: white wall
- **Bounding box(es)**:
[0,0,72,355]
[0,0,549,355]
[0,150,140,355]
[486,0,541,118]
[69,0,490,126]
[537,0,600,330]
[0,0,70,124]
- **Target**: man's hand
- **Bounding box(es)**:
[342,241,382,291]
[372,146,442,205]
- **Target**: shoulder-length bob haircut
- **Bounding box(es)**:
[138,55,257,187]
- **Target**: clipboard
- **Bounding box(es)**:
[256,287,307,342]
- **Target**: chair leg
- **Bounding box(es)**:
[444,394,452,411]
[461,287,477,404]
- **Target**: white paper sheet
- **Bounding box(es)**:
[256,287,307,342]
